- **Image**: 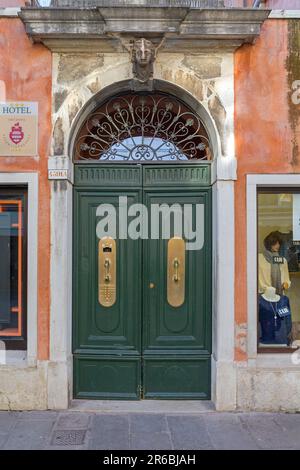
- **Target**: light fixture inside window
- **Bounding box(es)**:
[278,194,292,206]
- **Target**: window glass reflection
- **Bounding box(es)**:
[258,192,300,349]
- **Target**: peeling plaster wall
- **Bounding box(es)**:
[52,53,131,156]
[0,19,52,362]
[0,18,52,410]
[0,0,25,6]
[51,51,234,162]
[234,19,300,411]
[235,20,292,362]
[155,53,234,160]
[286,20,300,168]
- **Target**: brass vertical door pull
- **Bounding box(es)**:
[98,236,116,307]
[173,258,180,282]
[104,258,111,282]
[167,237,185,307]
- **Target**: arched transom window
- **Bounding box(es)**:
[74,93,212,162]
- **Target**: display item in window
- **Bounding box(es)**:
[258,231,291,295]
[259,286,292,346]
[278,230,300,272]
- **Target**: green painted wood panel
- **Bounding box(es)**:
[73,188,142,398]
[74,356,140,400]
[142,190,211,354]
[143,164,211,188]
[142,182,212,398]
[74,189,142,354]
[75,165,142,187]
[143,356,211,399]
[73,163,212,400]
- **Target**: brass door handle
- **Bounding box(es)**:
[98,237,116,307]
[104,258,111,283]
[173,258,180,282]
[167,237,185,307]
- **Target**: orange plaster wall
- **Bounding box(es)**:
[234,19,299,361]
[0,1,25,6]
[0,18,52,360]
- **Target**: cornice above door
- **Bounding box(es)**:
[19,2,270,53]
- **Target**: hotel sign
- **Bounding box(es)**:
[0,102,38,156]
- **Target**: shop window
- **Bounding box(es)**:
[0,188,27,350]
[258,189,300,352]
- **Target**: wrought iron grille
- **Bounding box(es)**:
[74,93,212,162]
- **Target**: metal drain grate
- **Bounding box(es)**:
[51,429,87,446]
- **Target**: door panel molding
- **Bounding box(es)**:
[73,189,142,355]
[73,163,212,399]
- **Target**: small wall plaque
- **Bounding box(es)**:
[48,155,71,181]
[0,102,38,156]
[48,169,68,180]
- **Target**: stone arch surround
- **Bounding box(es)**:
[48,50,236,410]
[52,52,235,180]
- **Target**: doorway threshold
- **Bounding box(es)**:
[70,400,215,414]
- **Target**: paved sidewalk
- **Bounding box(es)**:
[0,409,300,450]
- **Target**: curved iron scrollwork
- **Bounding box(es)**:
[74,93,212,162]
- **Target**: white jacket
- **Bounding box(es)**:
[258,253,291,293]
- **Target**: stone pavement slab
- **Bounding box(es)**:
[272,414,300,450]
[0,411,19,430]
[129,431,173,450]
[89,414,130,450]
[3,419,55,450]
[239,413,299,450]
[56,412,92,430]
[204,413,259,450]
[129,413,168,434]
[18,411,58,420]
[166,415,213,450]
[0,433,9,448]
[0,410,300,450]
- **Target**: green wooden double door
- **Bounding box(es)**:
[73,164,212,399]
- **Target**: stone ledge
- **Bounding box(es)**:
[0,8,21,17]
[19,6,270,52]
[34,0,226,6]
[269,10,300,19]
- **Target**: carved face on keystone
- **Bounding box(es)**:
[134,39,154,67]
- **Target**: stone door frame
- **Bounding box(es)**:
[47,76,236,410]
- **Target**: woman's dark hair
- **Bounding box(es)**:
[264,231,282,251]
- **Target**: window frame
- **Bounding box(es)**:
[0,173,38,366]
[256,187,300,353]
[247,175,300,359]
[0,186,27,350]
